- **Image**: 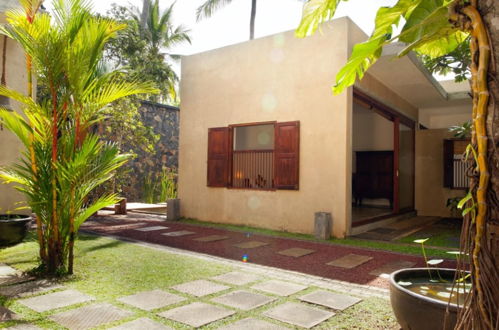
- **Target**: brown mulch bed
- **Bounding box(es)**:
[81,213,457,289]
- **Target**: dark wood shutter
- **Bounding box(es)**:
[274,121,300,190]
[443,139,454,188]
[207,127,230,187]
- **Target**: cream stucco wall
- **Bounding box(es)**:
[415,129,464,217]
[180,18,352,238]
[0,14,30,214]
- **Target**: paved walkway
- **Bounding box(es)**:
[1,233,391,329]
[81,212,457,289]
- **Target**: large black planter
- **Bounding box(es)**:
[390,268,461,330]
[0,215,32,247]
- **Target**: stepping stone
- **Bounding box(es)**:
[0,264,17,277]
[4,325,41,330]
[369,260,416,278]
[233,241,269,249]
[251,280,307,297]
[278,248,315,258]
[161,230,195,237]
[50,303,132,330]
[211,290,275,311]
[109,317,173,330]
[211,271,261,285]
[299,290,362,310]
[326,254,373,269]
[158,302,235,328]
[0,306,18,322]
[264,302,334,328]
[18,289,94,312]
[0,280,63,298]
[172,279,229,297]
[193,235,229,242]
[134,226,169,232]
[117,290,186,311]
[218,317,289,330]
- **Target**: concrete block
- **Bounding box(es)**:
[166,199,180,221]
[314,212,332,240]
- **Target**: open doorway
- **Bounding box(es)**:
[352,90,415,227]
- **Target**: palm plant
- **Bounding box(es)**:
[130,0,190,102]
[0,0,157,275]
[197,0,257,40]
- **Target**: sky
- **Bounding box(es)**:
[44,0,399,56]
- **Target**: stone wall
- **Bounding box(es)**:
[121,100,179,201]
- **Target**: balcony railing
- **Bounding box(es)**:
[232,150,274,189]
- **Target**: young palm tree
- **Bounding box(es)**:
[197,0,257,40]
[0,0,157,275]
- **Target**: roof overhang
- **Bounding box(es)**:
[364,42,471,109]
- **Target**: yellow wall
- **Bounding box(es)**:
[180,18,352,237]
[0,14,30,214]
[415,129,464,217]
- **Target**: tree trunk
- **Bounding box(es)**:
[140,0,150,32]
[456,1,499,328]
[249,0,257,40]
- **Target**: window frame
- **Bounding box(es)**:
[229,121,277,191]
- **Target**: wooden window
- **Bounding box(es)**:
[207,127,231,187]
[443,139,470,189]
[207,121,299,190]
[275,121,300,190]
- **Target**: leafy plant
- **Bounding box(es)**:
[0,0,157,274]
[105,1,190,103]
[449,121,472,139]
[142,168,177,204]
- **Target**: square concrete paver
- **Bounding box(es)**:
[211,290,275,311]
[277,248,315,258]
[251,280,307,296]
[0,264,17,277]
[211,271,261,286]
[158,302,235,328]
[264,302,334,329]
[326,254,373,269]
[50,303,132,330]
[109,318,173,330]
[369,260,416,278]
[18,289,94,312]
[193,235,229,242]
[218,317,289,330]
[117,290,186,311]
[233,241,269,249]
[0,280,63,298]
[161,231,195,237]
[172,279,229,297]
[134,226,169,232]
[299,290,362,310]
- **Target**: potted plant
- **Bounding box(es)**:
[389,239,470,330]
[0,213,32,247]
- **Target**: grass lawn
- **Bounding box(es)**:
[395,218,462,249]
[181,218,457,260]
[0,232,400,329]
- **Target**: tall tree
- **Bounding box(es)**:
[197,0,257,40]
[296,0,498,328]
[106,0,190,102]
[0,0,157,274]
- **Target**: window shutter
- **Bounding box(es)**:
[207,127,230,187]
[443,139,453,188]
[274,121,300,190]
